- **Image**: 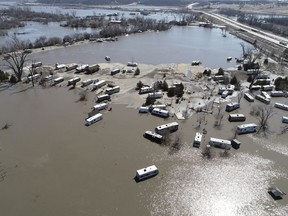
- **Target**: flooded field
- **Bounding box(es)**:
[0,84,288,216]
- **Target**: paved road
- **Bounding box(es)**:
[201,11,288,49]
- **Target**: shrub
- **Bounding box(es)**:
[9,74,17,83]
[0,70,9,82]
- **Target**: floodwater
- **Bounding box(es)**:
[0,84,288,216]
[26,26,247,69]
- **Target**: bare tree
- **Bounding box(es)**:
[182,104,190,120]
[169,132,183,155]
[251,105,274,133]
[237,89,244,103]
[162,131,172,146]
[2,37,30,82]
[196,113,205,129]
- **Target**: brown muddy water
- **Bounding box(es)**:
[0,84,288,216]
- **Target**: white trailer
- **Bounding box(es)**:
[139,86,154,94]
[93,80,106,90]
[28,74,40,81]
[155,122,179,135]
[193,132,202,148]
[244,92,254,102]
[148,91,163,99]
[209,137,231,150]
[221,90,229,98]
[81,79,93,87]
[96,94,110,103]
[139,106,149,113]
[53,77,64,85]
[31,62,42,68]
[237,123,257,134]
[67,77,81,86]
[110,68,121,75]
[55,64,66,70]
[261,91,271,100]
[136,165,158,181]
[270,91,284,97]
[92,103,108,111]
[282,116,288,124]
[255,94,270,104]
[65,63,78,71]
[225,102,240,112]
[228,114,246,122]
[144,131,163,143]
[274,103,288,111]
[85,113,103,126]
[151,108,169,118]
[262,85,274,91]
[105,86,120,95]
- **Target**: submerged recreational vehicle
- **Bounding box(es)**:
[237,123,257,134]
[270,91,284,97]
[155,122,179,135]
[144,131,163,143]
[53,77,64,85]
[274,103,288,111]
[193,132,202,148]
[67,77,81,86]
[85,113,103,126]
[209,137,231,150]
[96,94,110,103]
[225,102,240,112]
[148,91,163,99]
[110,69,121,76]
[81,79,93,87]
[135,165,158,181]
[228,114,246,122]
[282,116,288,124]
[151,108,169,118]
[139,106,149,113]
[105,86,120,95]
[261,91,271,100]
[255,94,270,104]
[139,86,154,94]
[244,93,254,102]
[92,80,106,90]
[92,103,108,112]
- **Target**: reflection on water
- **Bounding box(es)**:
[151,149,286,216]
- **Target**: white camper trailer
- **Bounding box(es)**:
[151,108,169,118]
[81,79,93,87]
[92,103,108,112]
[282,116,288,124]
[244,93,255,102]
[275,103,288,111]
[139,86,154,94]
[193,132,202,148]
[209,137,231,150]
[228,114,246,122]
[53,77,64,85]
[85,113,103,126]
[67,77,81,86]
[148,92,163,99]
[237,123,257,134]
[139,106,149,113]
[136,165,158,181]
[225,102,240,112]
[155,122,179,135]
[96,94,110,103]
[105,86,120,95]
[255,94,270,104]
[270,91,284,97]
[144,131,163,143]
[93,80,106,90]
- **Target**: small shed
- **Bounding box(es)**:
[231,139,241,149]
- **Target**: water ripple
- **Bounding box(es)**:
[151,147,285,216]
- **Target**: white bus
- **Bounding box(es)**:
[85,113,103,126]
[255,94,270,104]
[244,92,254,102]
[228,114,246,122]
[155,122,179,135]
[151,108,169,118]
[105,86,120,95]
[225,102,240,112]
[92,103,108,112]
[274,103,288,111]
[193,132,202,148]
[136,165,158,181]
[209,137,231,150]
[237,123,257,134]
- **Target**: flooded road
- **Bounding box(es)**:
[0,84,288,215]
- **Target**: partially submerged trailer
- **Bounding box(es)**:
[244,92,254,102]
[151,108,169,118]
[144,131,163,143]
[274,103,288,111]
[225,102,240,112]
[92,103,108,112]
[155,122,179,135]
[67,77,81,86]
[193,132,202,148]
[105,86,120,95]
[228,114,246,122]
[81,79,93,87]
[237,123,257,134]
[85,113,103,126]
[209,137,231,150]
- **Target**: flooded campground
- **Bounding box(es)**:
[0,81,288,215]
